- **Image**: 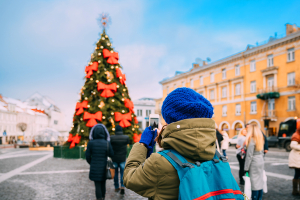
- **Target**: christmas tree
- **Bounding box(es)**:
[68,15,140,148]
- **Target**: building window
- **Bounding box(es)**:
[210,89,215,100]
[138,121,142,130]
[268,99,275,111]
[250,81,256,93]
[222,69,226,79]
[250,60,256,72]
[54,120,58,125]
[287,72,295,86]
[210,72,214,83]
[167,86,169,94]
[146,110,151,117]
[235,65,240,76]
[222,87,227,98]
[235,83,241,95]
[267,54,273,67]
[137,109,143,117]
[250,101,257,113]
[182,81,185,87]
[222,105,227,116]
[236,104,241,115]
[200,76,203,85]
[288,96,296,111]
[190,79,194,88]
[287,48,295,62]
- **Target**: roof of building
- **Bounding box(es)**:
[133,98,156,106]
[160,25,300,85]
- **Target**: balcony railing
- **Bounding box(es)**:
[262,110,276,118]
[257,87,280,100]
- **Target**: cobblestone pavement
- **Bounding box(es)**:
[0,147,299,200]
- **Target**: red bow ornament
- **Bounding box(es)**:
[97,82,117,98]
[134,117,139,124]
[68,133,81,149]
[83,111,102,127]
[124,99,134,112]
[75,100,88,115]
[115,112,132,128]
[116,68,126,85]
[85,62,98,78]
[133,133,142,143]
[103,49,119,64]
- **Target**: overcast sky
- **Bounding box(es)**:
[1,0,300,125]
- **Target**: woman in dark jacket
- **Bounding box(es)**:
[86,124,114,200]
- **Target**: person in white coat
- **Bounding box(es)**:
[288,124,300,196]
[221,131,229,157]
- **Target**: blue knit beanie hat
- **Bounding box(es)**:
[161,87,214,124]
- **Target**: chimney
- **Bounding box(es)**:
[193,63,199,68]
[286,23,300,35]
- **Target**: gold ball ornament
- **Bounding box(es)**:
[102,37,105,40]
[101,46,103,49]
[107,43,110,46]
[96,80,99,83]
[123,88,126,91]
[110,50,113,53]
[112,99,115,102]
[132,128,135,131]
[80,118,83,121]
[116,66,119,68]
[81,129,84,132]
[108,79,111,82]
[98,53,101,56]
[84,97,88,100]
[98,60,101,63]
[121,98,124,101]
[102,116,106,119]
[112,128,115,131]
[90,78,93,81]
[111,112,114,115]
[122,110,125,113]
[87,105,90,108]
[111,66,114,69]
[97,70,100,73]
[116,85,119,88]
[119,76,122,79]
[105,35,108,38]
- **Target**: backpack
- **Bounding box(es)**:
[158,149,244,200]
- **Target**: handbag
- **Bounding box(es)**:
[243,172,251,199]
[106,141,115,179]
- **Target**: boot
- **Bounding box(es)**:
[292,179,300,196]
[120,188,125,195]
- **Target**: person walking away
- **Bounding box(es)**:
[85,124,114,200]
[221,131,229,157]
[110,125,130,195]
[288,123,300,196]
[236,128,247,185]
[244,124,264,200]
[123,88,242,200]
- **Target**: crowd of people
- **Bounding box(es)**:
[83,87,300,200]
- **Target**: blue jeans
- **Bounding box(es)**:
[113,162,125,189]
[252,189,263,200]
[222,149,227,156]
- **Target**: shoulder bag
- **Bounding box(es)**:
[106,141,115,179]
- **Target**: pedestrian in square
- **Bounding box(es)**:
[123,88,216,199]
[288,123,300,196]
[110,125,130,195]
[221,131,229,157]
[244,124,265,200]
[236,128,247,185]
[85,124,114,200]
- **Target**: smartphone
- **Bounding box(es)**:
[149,114,160,130]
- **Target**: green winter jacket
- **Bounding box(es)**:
[123,118,216,200]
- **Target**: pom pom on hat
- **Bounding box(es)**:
[161,87,214,124]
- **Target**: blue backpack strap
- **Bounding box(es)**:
[158,150,193,179]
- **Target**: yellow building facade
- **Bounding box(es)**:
[158,24,300,138]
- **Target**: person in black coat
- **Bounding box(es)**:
[86,124,114,200]
[110,125,130,194]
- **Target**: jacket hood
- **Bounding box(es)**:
[161,118,216,161]
[93,126,107,140]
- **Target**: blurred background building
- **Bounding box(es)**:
[0,92,68,144]
[133,98,155,131]
[158,23,300,138]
